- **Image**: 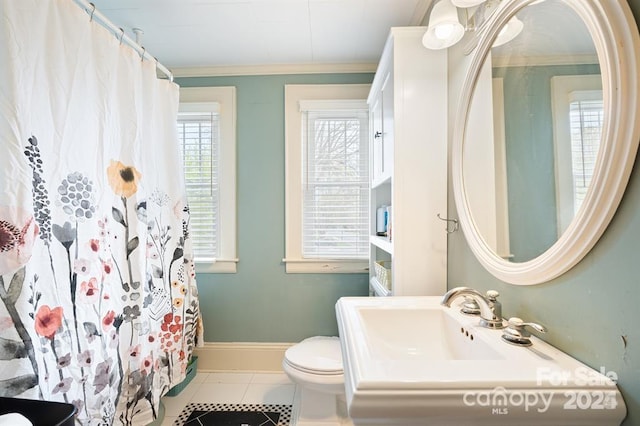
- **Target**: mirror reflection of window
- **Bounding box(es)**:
[569,96,603,212]
[491,77,512,260]
[551,75,603,235]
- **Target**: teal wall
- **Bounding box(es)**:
[493,63,600,262]
[175,73,373,343]
[448,1,640,424]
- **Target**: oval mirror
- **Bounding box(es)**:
[452,0,640,285]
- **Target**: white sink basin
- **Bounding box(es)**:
[336,296,626,426]
[357,305,503,362]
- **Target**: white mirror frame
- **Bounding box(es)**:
[452,0,640,285]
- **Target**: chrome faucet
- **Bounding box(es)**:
[441,287,505,329]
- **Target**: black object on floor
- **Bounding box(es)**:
[177,403,291,426]
[0,397,77,426]
[186,409,279,425]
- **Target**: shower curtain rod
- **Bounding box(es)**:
[73,0,173,82]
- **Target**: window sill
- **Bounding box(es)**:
[283,259,368,274]
[195,258,238,274]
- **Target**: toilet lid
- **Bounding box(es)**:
[285,336,343,374]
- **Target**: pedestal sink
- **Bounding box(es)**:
[335,296,626,426]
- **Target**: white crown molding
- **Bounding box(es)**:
[172,63,378,78]
[491,54,599,68]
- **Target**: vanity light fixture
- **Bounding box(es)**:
[492,15,523,47]
[422,0,466,50]
[423,0,525,50]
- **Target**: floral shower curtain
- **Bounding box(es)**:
[0,1,201,424]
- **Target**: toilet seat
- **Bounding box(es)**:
[283,336,351,425]
[284,336,343,375]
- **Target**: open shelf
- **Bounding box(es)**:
[371,174,391,190]
[370,235,393,253]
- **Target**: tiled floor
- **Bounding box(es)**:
[161,371,296,426]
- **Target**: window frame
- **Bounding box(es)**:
[284,84,371,274]
[179,86,237,273]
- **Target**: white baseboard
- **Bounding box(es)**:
[194,342,294,372]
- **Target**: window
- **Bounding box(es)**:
[551,75,602,235]
[178,87,237,273]
[284,84,371,273]
[302,107,369,259]
[177,110,218,258]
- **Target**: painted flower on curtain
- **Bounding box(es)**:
[24,136,52,246]
[106,160,151,422]
[34,305,77,396]
[0,205,41,395]
[105,159,200,424]
[58,172,97,220]
[103,160,199,421]
[0,207,39,276]
[107,160,142,293]
[108,160,142,198]
[34,304,63,340]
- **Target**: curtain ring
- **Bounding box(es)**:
[140,46,146,61]
[89,2,96,22]
[118,28,125,45]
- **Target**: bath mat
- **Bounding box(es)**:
[175,403,292,426]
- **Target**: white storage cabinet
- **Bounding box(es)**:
[368,27,448,297]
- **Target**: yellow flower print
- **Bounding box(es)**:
[107,160,142,198]
[173,298,183,308]
[180,285,187,296]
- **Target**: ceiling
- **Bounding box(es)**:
[90,0,432,75]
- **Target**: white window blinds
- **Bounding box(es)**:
[301,103,369,259]
[569,93,603,213]
[177,109,219,260]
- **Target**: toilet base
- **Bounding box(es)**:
[291,385,353,426]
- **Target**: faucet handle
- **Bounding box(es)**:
[485,290,499,301]
[484,290,502,322]
[460,296,481,315]
[502,317,547,346]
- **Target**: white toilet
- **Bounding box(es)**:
[282,336,352,426]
